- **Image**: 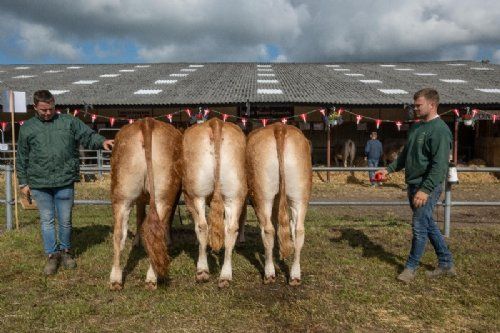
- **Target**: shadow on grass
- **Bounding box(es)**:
[72,224,111,257]
[330,228,406,271]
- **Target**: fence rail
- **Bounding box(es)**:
[2,164,499,237]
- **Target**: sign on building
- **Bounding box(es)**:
[2,90,27,113]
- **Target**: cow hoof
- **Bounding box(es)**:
[263,275,276,285]
[196,270,210,283]
[145,282,157,290]
[109,282,123,291]
[218,279,231,289]
[289,278,302,286]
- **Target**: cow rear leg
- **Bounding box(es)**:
[289,200,307,286]
[189,197,210,282]
[218,198,244,288]
[110,200,133,290]
[133,202,146,248]
[237,202,247,244]
[254,199,276,284]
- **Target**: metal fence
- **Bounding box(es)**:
[1,163,499,237]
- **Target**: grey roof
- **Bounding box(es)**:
[0,61,499,107]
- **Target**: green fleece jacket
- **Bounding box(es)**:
[16,114,106,189]
[386,117,452,194]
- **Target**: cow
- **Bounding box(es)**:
[333,139,356,167]
[109,118,182,290]
[181,118,247,288]
[382,139,406,166]
[246,123,312,286]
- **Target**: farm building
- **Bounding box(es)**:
[1,61,499,166]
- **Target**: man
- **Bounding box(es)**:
[16,90,114,275]
[364,132,383,186]
[375,88,455,283]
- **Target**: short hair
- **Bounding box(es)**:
[371,131,378,136]
[414,88,439,105]
[33,90,54,105]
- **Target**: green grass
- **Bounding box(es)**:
[0,185,499,332]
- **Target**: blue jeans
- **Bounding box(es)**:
[405,183,453,270]
[367,159,379,183]
[31,184,74,255]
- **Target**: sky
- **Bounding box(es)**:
[0,0,499,64]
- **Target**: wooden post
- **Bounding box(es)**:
[326,122,331,182]
[9,90,20,229]
[453,118,459,163]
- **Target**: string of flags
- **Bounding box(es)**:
[1,105,497,132]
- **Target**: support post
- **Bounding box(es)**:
[98,150,103,178]
[5,165,13,230]
[444,181,452,237]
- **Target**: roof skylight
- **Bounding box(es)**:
[155,80,177,84]
[49,90,70,95]
[475,88,500,93]
[257,89,283,94]
[257,79,279,83]
[440,79,467,83]
[378,89,408,94]
[100,74,120,77]
[360,79,382,83]
[73,80,98,84]
[134,89,162,95]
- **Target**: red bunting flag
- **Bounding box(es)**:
[91,114,97,123]
[396,121,402,131]
[300,113,307,123]
[493,115,497,124]
[184,108,192,117]
[338,108,344,115]
[319,109,326,116]
[1,122,7,131]
[19,121,25,126]
[241,117,247,128]
[109,117,115,127]
[261,119,268,127]
[73,109,79,117]
[167,114,173,123]
[281,118,287,124]
[222,114,229,122]
[203,108,210,117]
[376,119,382,129]
[453,109,460,117]
[356,115,362,124]
[56,110,61,114]
[128,119,134,124]
[472,109,479,117]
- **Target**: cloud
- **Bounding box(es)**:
[0,0,499,63]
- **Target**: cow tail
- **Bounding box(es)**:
[208,119,225,252]
[140,118,170,278]
[274,125,293,259]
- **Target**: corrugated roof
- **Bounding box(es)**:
[0,61,499,106]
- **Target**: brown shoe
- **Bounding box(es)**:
[426,266,456,278]
[44,252,61,275]
[61,251,77,269]
[397,268,416,283]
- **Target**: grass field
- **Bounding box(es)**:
[0,177,499,332]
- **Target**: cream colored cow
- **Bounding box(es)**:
[246,123,312,286]
[181,118,247,288]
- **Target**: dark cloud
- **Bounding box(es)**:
[0,0,499,63]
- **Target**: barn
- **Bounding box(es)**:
[1,61,499,166]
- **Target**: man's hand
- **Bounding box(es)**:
[374,168,388,181]
[20,185,31,198]
[413,191,429,208]
[103,139,114,151]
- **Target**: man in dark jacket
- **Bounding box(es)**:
[364,131,383,186]
[376,88,455,283]
[17,90,114,275]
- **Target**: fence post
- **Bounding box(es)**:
[97,150,103,178]
[5,165,13,230]
[444,182,452,237]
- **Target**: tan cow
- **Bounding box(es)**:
[246,123,312,286]
[181,118,247,288]
[109,118,182,290]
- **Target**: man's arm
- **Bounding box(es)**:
[364,141,371,156]
[72,117,113,150]
[16,127,29,187]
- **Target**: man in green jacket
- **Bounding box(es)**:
[376,88,455,283]
[17,90,114,275]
